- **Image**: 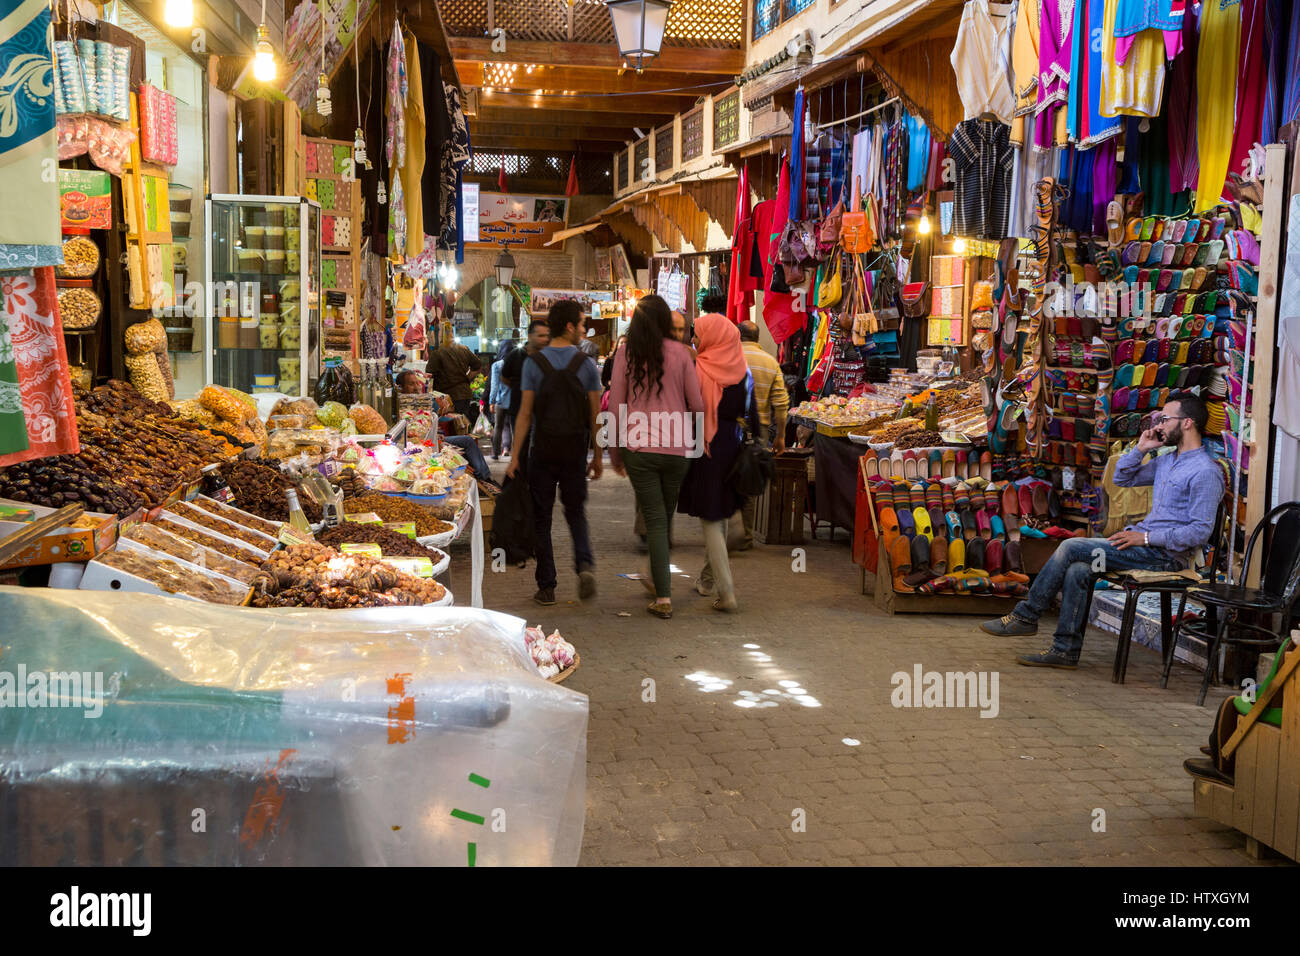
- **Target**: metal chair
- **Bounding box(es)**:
[1078,496,1229,685]
[1169,501,1300,705]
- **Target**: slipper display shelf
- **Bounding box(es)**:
[867,537,1020,615]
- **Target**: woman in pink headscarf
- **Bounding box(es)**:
[677,313,758,611]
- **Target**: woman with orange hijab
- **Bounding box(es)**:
[677,312,758,611]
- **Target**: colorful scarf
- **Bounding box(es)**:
[0,269,78,467]
[0,0,59,251]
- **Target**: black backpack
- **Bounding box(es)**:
[489,476,534,564]
[531,351,591,461]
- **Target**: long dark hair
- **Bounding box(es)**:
[626,295,673,399]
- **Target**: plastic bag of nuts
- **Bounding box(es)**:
[124,318,167,355]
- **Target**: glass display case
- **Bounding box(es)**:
[204,195,321,397]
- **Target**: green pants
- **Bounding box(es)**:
[622,450,690,598]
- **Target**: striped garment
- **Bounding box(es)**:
[947,118,1013,240]
[742,341,790,430]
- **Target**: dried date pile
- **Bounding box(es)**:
[219,459,322,523]
[317,521,448,560]
[342,493,453,536]
[0,455,143,515]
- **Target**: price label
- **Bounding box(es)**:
[340,543,383,558]
[382,557,434,578]
[346,512,383,524]
[278,525,316,547]
[384,522,417,539]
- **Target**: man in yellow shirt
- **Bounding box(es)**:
[738,320,789,550]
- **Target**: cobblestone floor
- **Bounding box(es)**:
[450,453,1287,866]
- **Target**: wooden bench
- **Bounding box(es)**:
[1192,632,1300,861]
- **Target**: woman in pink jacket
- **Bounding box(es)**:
[608,295,705,618]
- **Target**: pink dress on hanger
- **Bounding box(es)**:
[1035,0,1075,147]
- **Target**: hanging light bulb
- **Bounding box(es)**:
[316,74,332,116]
[353,128,367,166]
[164,0,193,27]
[377,180,387,204]
[953,237,967,255]
[253,23,277,82]
[918,215,931,235]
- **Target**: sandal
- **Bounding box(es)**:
[647,601,673,619]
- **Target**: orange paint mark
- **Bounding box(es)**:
[239,748,297,848]
[386,672,415,744]
[386,673,410,695]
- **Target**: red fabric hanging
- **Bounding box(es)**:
[758,157,804,344]
[0,269,80,468]
[727,162,756,324]
[565,155,579,197]
[1229,0,1266,180]
[498,164,509,193]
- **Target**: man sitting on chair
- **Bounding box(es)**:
[980,394,1225,669]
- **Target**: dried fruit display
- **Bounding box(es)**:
[218,459,322,522]
[165,500,277,551]
[349,403,387,434]
[317,521,447,560]
[153,516,265,566]
[0,454,142,515]
[55,236,100,278]
[189,496,282,536]
[94,548,249,605]
[252,543,447,607]
[342,493,454,536]
[121,522,274,590]
[57,286,101,329]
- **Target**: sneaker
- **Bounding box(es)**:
[533,587,557,606]
[577,565,597,600]
[1016,648,1079,669]
[979,613,1038,637]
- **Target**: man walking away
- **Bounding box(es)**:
[980,394,1225,668]
[737,320,789,549]
[426,335,482,428]
[506,300,603,606]
[489,340,513,460]
[502,319,550,433]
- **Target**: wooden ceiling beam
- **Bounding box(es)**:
[475,105,682,126]
[473,135,624,151]
[448,37,744,73]
[475,91,701,115]
[466,64,731,96]
[469,120,638,141]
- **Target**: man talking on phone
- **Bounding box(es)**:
[980,394,1225,669]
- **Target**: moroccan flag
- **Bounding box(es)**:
[498,164,509,193]
[565,155,580,196]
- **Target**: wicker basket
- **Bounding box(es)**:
[548,652,580,684]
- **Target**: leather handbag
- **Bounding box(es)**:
[817,253,843,308]
[840,211,872,253]
[728,419,774,498]
[818,199,844,256]
[900,280,931,319]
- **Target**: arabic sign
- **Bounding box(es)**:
[470,193,567,249]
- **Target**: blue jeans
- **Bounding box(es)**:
[1012,537,1182,659]
[443,434,492,481]
[528,451,594,591]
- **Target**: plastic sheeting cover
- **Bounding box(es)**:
[0,586,587,866]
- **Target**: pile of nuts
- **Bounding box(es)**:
[219,459,322,522]
[343,493,453,536]
[55,237,100,278]
[57,287,101,329]
[0,454,143,515]
[317,521,448,560]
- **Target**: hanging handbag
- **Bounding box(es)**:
[728,419,775,498]
[818,198,844,256]
[900,280,931,319]
[817,252,843,308]
[840,211,872,253]
[806,343,835,393]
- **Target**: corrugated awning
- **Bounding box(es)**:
[544,222,603,247]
